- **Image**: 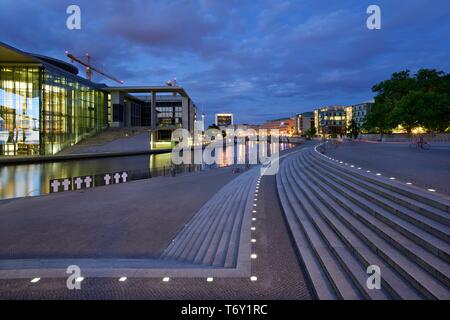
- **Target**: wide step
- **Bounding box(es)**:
[276,146,450,300]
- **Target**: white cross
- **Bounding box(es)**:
[62,179,71,191]
[104,174,111,185]
[114,173,121,184]
[121,172,128,182]
[50,180,61,193]
[74,177,83,189]
[84,176,93,188]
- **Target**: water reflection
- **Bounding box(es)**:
[0,142,295,200]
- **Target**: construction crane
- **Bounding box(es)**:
[64,51,124,84]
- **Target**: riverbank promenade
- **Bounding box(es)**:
[0,146,311,299]
[0,141,449,299]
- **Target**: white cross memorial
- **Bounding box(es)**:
[104,174,112,185]
[74,177,83,190]
[114,173,121,184]
[50,180,61,193]
[62,179,71,191]
[121,172,128,182]
[84,176,93,188]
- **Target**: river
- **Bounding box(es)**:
[0,142,295,200]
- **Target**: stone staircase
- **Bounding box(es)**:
[276,146,450,300]
[161,167,258,268]
[58,127,150,155]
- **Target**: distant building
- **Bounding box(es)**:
[134,95,197,142]
[295,112,315,135]
[348,102,373,128]
[215,113,234,129]
[314,106,347,136]
[259,118,295,136]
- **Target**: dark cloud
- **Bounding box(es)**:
[1,0,449,124]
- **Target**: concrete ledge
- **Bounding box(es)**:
[0,148,172,165]
[0,258,250,279]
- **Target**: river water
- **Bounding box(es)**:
[0,142,295,200]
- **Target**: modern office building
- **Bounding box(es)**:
[312,103,374,137]
[0,42,197,155]
[348,102,373,128]
[215,113,233,129]
[295,112,315,135]
[314,106,347,136]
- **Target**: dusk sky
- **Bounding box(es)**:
[1,0,449,125]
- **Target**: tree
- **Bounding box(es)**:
[347,119,359,139]
[390,93,422,134]
[305,127,316,139]
[364,69,450,134]
[363,102,392,134]
[207,124,220,130]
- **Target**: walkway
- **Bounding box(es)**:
[324,141,450,195]
[0,146,312,299]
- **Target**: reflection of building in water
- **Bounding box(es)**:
[0,163,43,199]
[149,152,174,170]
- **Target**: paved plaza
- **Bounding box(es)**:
[0,146,312,299]
[324,141,450,195]
[0,168,238,259]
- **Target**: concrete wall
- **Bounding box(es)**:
[359,133,450,142]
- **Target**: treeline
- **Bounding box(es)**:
[364,69,450,134]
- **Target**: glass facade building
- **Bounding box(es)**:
[314,106,347,136]
[0,45,106,156]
